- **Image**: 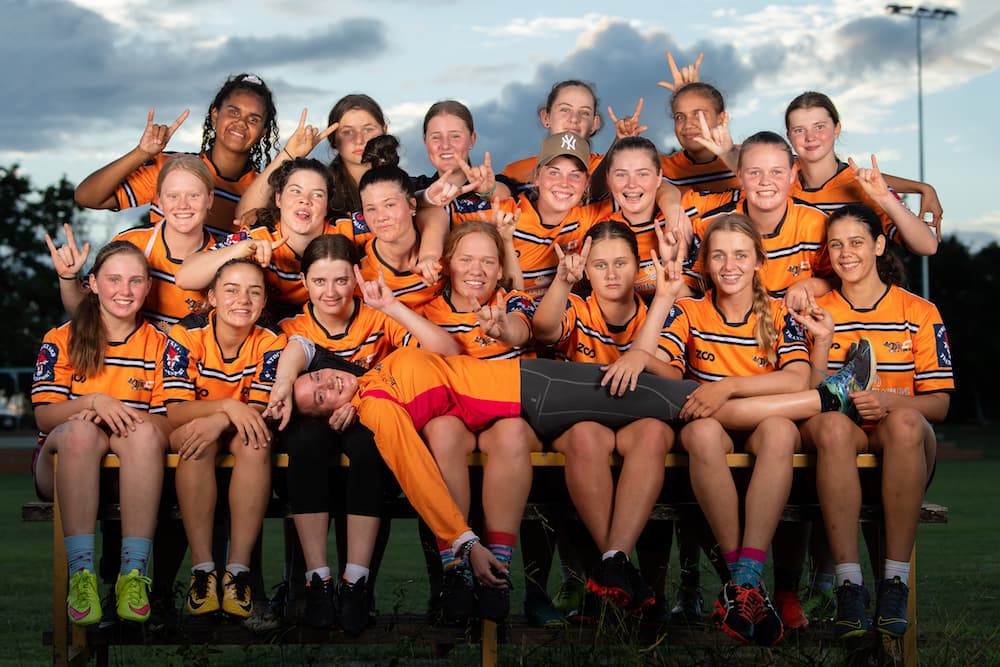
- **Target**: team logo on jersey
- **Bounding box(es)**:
[453,197,491,214]
[163,339,190,378]
[216,230,251,249]
[883,339,912,353]
[663,305,682,328]
[185,297,210,315]
[34,343,58,382]
[782,313,807,344]
[934,324,952,367]
[506,295,537,317]
[127,377,154,391]
[474,334,497,348]
[752,354,772,369]
[352,212,370,235]
[260,349,281,383]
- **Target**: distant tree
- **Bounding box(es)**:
[0,165,84,367]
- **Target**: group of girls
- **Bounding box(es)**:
[31,55,951,650]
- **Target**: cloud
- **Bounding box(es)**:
[0,1,387,152]
[475,14,641,38]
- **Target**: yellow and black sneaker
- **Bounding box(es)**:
[186,569,220,616]
[222,570,254,619]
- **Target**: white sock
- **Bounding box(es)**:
[835,563,864,587]
[884,559,910,583]
[602,550,624,561]
[226,563,249,575]
[192,561,215,574]
[344,564,370,584]
[305,566,331,581]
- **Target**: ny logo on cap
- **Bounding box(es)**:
[561,134,577,150]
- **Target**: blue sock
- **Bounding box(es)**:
[733,557,765,588]
[65,534,95,576]
[121,537,153,577]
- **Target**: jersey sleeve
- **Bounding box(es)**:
[248,331,288,406]
[912,302,955,394]
[31,328,72,407]
[503,290,537,332]
[113,155,164,212]
[162,325,200,404]
[775,306,810,369]
[658,303,690,375]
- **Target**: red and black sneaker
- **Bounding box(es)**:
[586,552,633,607]
[713,580,762,645]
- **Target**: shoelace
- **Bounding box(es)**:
[230,573,251,600]
[192,571,211,598]
[125,574,152,605]
[733,586,763,621]
[74,572,96,600]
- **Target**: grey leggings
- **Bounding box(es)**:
[518,359,698,441]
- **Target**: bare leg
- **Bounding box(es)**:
[227,435,271,566]
[171,432,218,566]
[715,391,822,431]
[36,421,110,535]
[679,419,739,554]
[422,416,476,518]
[346,515,380,568]
[478,418,541,535]
[742,417,800,551]
[294,513,330,572]
[607,418,673,554]
[110,421,168,539]
[551,423,615,550]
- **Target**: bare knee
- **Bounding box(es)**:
[49,420,108,458]
[617,418,673,458]
[749,417,799,459]
[557,422,614,459]
[804,413,861,455]
[680,419,728,462]
[111,421,167,458]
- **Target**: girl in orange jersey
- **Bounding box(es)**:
[418,221,537,623]
[32,241,169,627]
[164,259,286,621]
[50,155,218,331]
[795,204,952,640]
[532,221,681,615]
[75,74,279,236]
[784,92,940,254]
[175,157,339,319]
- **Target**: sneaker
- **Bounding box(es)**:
[586,552,633,607]
[186,570,220,616]
[834,581,871,639]
[221,570,254,619]
[303,573,335,629]
[774,590,809,630]
[147,594,179,634]
[671,584,705,622]
[875,576,909,638]
[568,591,602,625]
[552,578,586,616]
[801,585,836,622]
[67,569,102,626]
[438,564,476,625]
[818,337,876,416]
[115,569,152,622]
[524,591,567,628]
[641,592,670,628]
[624,562,656,613]
[754,585,785,646]
[477,568,512,623]
[268,580,289,619]
[98,591,119,630]
[712,581,761,645]
[336,576,371,637]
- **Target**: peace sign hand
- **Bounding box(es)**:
[354,264,397,311]
[848,155,891,199]
[657,51,703,92]
[45,223,91,280]
[283,108,338,159]
[609,99,649,140]
[553,236,591,286]
[692,110,733,157]
[475,292,507,340]
[138,108,189,159]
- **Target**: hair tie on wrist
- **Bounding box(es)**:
[476,182,498,200]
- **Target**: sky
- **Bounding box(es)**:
[4,0,999,247]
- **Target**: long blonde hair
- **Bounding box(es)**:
[698,214,777,366]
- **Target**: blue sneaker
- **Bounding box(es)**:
[834,581,871,639]
[875,576,909,637]
[819,338,876,418]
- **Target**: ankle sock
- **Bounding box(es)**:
[884,559,910,583]
[486,531,516,571]
[305,566,331,582]
[835,563,864,587]
[733,548,767,588]
[343,563,370,584]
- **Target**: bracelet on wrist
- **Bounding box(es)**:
[455,537,480,563]
[282,147,293,161]
[475,182,498,200]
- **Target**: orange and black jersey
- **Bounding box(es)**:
[357,238,442,312]
[32,319,167,415]
[791,162,904,244]
[658,293,810,382]
[113,222,215,330]
[328,212,374,250]
[279,299,411,370]
[162,312,285,407]
[422,286,537,360]
[113,152,256,237]
[555,293,648,364]
[660,152,740,194]
[815,285,954,396]
[605,208,667,299]
[683,192,830,297]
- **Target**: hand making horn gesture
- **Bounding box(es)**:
[282,108,339,159]
[657,51,703,92]
[138,107,190,159]
[692,107,734,158]
[552,236,592,286]
[486,195,519,243]
[460,152,497,198]
[353,264,398,312]
[45,223,91,280]
[848,154,892,200]
[609,98,648,140]
[475,291,510,340]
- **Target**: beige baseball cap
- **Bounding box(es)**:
[537,131,590,170]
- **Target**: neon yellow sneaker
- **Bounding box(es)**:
[186,569,220,616]
[115,569,152,622]
[222,570,254,619]
[67,569,102,626]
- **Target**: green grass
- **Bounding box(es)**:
[5,428,1000,665]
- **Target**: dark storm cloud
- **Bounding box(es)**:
[0,1,386,151]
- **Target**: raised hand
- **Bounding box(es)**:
[354,264,397,311]
[461,152,497,196]
[138,108,189,159]
[692,109,733,158]
[253,235,286,268]
[918,186,943,240]
[45,223,90,279]
[552,236,591,286]
[649,247,685,304]
[488,195,519,242]
[848,155,892,199]
[475,292,508,340]
[608,99,648,140]
[283,108,338,159]
[424,166,481,208]
[657,51,703,92]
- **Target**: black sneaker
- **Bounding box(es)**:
[438,564,476,625]
[671,584,705,622]
[268,580,289,620]
[336,576,370,637]
[875,576,909,638]
[834,581,871,639]
[641,592,670,628]
[624,562,656,613]
[302,573,335,629]
[586,552,633,607]
[753,584,785,647]
[477,568,512,622]
[712,581,761,645]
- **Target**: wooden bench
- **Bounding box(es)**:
[22,452,947,667]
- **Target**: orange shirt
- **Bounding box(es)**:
[422,286,536,360]
[113,152,256,236]
[328,212,374,249]
[660,152,740,194]
[791,163,903,244]
[113,222,214,330]
[163,313,286,407]
[279,299,410,370]
[556,293,648,364]
[659,294,810,382]
[357,238,442,311]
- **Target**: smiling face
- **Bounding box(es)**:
[360,180,417,244]
[586,237,638,303]
[334,108,385,168]
[89,252,150,323]
[826,215,884,286]
[534,156,588,218]
[786,106,840,166]
[448,231,502,306]
[275,168,328,237]
[158,169,212,235]
[210,89,267,155]
[607,148,661,220]
[293,368,359,416]
[208,263,267,330]
[706,229,760,297]
[540,85,600,137]
[737,143,795,215]
[672,90,726,157]
[303,257,355,319]
[424,113,475,176]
